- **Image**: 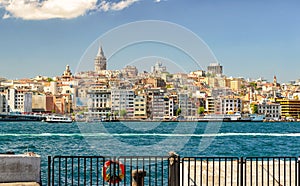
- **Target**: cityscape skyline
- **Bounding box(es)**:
[0,0,300,82]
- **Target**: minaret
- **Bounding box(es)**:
[94,45,107,72]
[273,75,277,86]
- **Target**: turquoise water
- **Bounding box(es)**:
[1,121,300,184]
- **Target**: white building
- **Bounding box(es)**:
[163,96,174,120]
[111,89,135,118]
[218,96,242,114]
[6,88,32,113]
[257,102,281,120]
[86,85,111,118]
[151,61,167,74]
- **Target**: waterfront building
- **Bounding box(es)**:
[218,96,242,114]
[0,94,8,113]
[111,89,135,119]
[94,45,107,73]
[6,88,32,113]
[257,101,281,120]
[163,96,174,120]
[178,93,197,119]
[0,86,9,113]
[56,94,73,114]
[207,63,223,76]
[206,96,215,114]
[276,99,300,119]
[146,89,165,120]
[134,94,147,120]
[86,84,111,118]
[32,94,47,112]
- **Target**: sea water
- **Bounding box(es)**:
[1,121,300,184]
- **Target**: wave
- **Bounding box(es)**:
[1,132,300,137]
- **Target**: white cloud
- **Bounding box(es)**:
[99,0,139,12]
[0,0,140,20]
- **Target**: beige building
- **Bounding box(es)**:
[134,94,147,119]
[32,94,47,112]
[229,78,243,91]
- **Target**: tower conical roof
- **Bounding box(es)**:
[97,45,105,57]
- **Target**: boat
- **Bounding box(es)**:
[0,112,46,122]
[198,112,252,122]
[44,115,73,123]
[249,114,265,122]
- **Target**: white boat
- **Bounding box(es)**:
[249,114,265,122]
[44,115,73,123]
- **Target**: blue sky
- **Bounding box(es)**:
[0,0,299,83]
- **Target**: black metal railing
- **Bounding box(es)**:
[243,157,298,186]
[181,157,240,186]
[48,155,170,186]
[48,155,300,186]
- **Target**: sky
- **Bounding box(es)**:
[0,0,299,83]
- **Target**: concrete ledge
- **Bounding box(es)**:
[0,182,40,186]
[0,153,41,183]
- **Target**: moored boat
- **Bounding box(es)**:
[249,114,265,122]
[44,115,73,123]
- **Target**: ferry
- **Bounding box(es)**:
[44,115,73,123]
[0,112,45,122]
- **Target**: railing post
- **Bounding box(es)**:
[132,170,146,186]
[168,151,180,186]
[298,157,300,186]
[48,156,51,186]
[240,157,244,186]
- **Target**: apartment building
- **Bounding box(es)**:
[111,89,135,118]
[218,96,242,114]
[134,94,147,120]
[86,84,111,118]
[277,99,300,118]
[178,93,197,119]
[257,102,281,119]
[6,88,32,113]
[147,89,165,120]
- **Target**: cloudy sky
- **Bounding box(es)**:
[0,0,299,82]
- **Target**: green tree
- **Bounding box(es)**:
[120,109,127,118]
[176,108,182,116]
[47,77,54,82]
[198,107,205,115]
[250,103,258,114]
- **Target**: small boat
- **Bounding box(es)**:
[249,114,265,122]
[44,115,73,123]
